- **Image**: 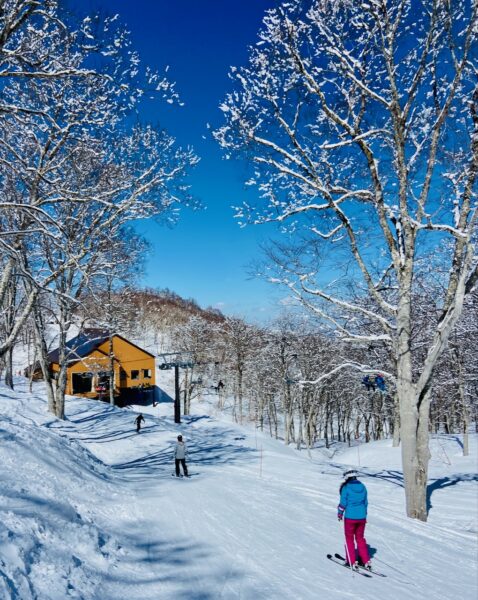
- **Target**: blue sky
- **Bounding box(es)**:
[91,0,284,322]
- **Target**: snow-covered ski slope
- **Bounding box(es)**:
[0,379,476,599]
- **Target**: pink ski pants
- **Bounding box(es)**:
[344,518,370,565]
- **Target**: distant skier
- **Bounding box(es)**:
[212,380,225,393]
[174,434,189,477]
[134,413,145,433]
[362,375,375,392]
[375,374,386,392]
[337,470,372,571]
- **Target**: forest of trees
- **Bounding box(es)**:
[10,282,477,463]
[51,287,478,458]
[157,292,477,455]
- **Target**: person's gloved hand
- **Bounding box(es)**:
[337,513,343,521]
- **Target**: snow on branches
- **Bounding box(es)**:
[0,2,198,380]
[216,0,477,521]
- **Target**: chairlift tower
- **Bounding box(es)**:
[157,351,196,424]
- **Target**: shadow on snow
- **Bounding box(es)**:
[111,430,256,479]
[426,473,478,511]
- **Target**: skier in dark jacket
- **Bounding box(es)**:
[362,375,375,392]
[337,470,371,570]
[135,413,145,433]
[174,435,189,477]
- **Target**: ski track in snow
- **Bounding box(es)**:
[0,378,477,599]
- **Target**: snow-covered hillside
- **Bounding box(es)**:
[1,378,477,599]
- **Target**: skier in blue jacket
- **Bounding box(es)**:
[337,469,371,570]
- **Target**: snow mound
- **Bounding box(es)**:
[0,386,124,599]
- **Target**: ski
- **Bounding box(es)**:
[326,554,372,577]
[334,554,386,578]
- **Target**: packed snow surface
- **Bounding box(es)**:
[0,378,477,599]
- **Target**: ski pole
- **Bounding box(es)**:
[341,520,355,577]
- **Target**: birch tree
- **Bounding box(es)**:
[216,0,478,520]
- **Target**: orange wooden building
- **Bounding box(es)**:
[46,329,156,402]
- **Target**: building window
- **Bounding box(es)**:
[72,372,93,394]
[131,370,139,380]
[143,369,152,379]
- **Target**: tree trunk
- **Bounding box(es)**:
[396,268,431,522]
[53,323,69,420]
[285,409,295,445]
[4,346,13,389]
[374,393,383,440]
[109,335,115,406]
[399,382,431,521]
[3,270,17,390]
[329,413,334,442]
[305,405,315,449]
[392,393,400,447]
[463,412,469,457]
[324,396,329,449]
[296,392,303,450]
[268,396,278,439]
[55,364,68,420]
[28,342,37,393]
[235,367,244,424]
[257,392,264,432]
[364,414,370,443]
[32,306,56,414]
[416,390,432,517]
[460,378,469,457]
[268,396,274,438]
[355,415,361,440]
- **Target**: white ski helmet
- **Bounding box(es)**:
[343,469,358,481]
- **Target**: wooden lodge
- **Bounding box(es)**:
[32,329,156,403]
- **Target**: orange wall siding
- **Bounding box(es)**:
[97,337,156,389]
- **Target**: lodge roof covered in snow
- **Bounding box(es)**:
[47,329,156,365]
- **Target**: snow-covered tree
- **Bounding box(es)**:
[220,317,264,424]
[432,292,478,454]
[216,0,478,520]
[170,315,223,414]
[0,2,198,405]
